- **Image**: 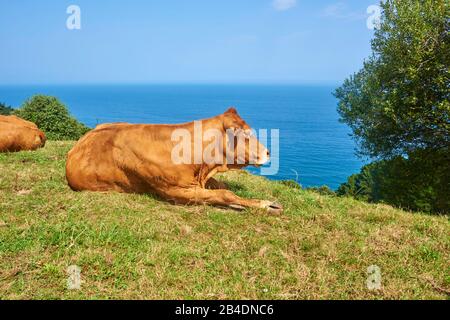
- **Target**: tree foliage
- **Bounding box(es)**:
[14,95,90,140]
[335,0,449,158]
[0,102,14,115]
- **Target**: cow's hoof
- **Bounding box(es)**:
[229,204,246,211]
[261,201,283,215]
[268,202,283,215]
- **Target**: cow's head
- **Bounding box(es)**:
[222,107,270,167]
[37,130,47,148]
[31,129,46,149]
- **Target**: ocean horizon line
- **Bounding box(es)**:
[0,81,341,87]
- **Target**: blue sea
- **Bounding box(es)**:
[0,84,364,189]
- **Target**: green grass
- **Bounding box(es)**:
[0,141,449,299]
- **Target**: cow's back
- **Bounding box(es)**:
[0,115,38,129]
[66,123,184,193]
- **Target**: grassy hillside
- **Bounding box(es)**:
[0,141,448,299]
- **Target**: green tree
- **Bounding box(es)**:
[0,102,14,115]
[335,0,449,214]
[14,95,90,140]
[335,0,449,158]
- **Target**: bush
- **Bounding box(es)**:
[337,149,450,214]
[306,186,336,196]
[14,95,90,140]
[336,164,378,202]
[0,102,14,115]
[279,180,302,189]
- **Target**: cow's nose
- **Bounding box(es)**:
[266,150,270,156]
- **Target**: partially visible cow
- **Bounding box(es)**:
[66,108,282,214]
[0,115,39,129]
[0,115,46,152]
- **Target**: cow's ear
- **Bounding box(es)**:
[225,107,237,114]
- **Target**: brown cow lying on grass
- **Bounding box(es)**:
[0,115,46,152]
[66,108,283,214]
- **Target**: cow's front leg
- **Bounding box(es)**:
[158,187,283,214]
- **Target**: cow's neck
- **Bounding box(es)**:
[192,114,229,187]
[196,114,224,131]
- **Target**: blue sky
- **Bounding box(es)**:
[0,0,379,84]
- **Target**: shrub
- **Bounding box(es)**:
[279,180,302,189]
[0,102,14,115]
[306,186,336,196]
[14,95,90,140]
[337,149,450,214]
